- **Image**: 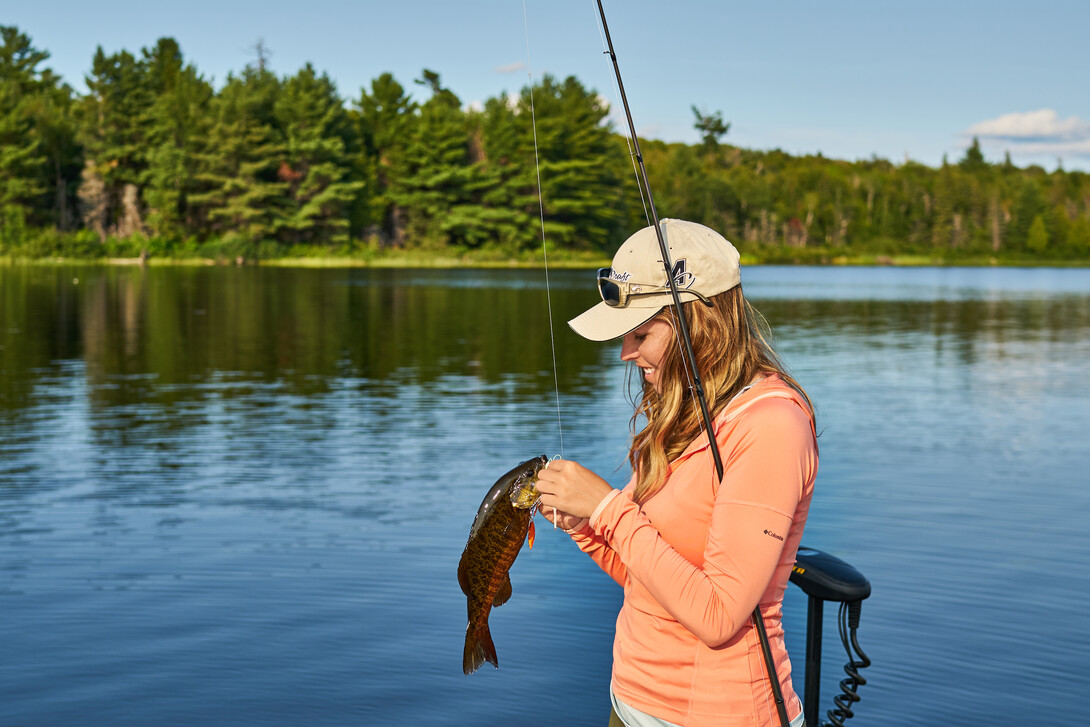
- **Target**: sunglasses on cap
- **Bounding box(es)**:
[596,268,711,307]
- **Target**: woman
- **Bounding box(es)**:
[535,219,817,727]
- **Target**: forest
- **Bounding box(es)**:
[2,25,1089,264]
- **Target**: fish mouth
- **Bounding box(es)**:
[509,455,547,509]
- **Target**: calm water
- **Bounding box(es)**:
[1,264,1088,726]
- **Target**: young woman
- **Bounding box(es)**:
[535,219,817,727]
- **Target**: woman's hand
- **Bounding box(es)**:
[536,504,586,532]
[535,459,614,524]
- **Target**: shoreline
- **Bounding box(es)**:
[2,253,1088,269]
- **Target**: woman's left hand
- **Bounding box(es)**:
[534,459,614,521]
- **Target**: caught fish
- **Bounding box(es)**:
[458,455,547,675]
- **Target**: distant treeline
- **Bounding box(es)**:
[2,25,1089,262]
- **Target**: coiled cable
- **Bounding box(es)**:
[825,600,871,726]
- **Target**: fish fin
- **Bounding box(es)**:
[463,622,499,675]
[457,549,471,597]
[493,574,513,608]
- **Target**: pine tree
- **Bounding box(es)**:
[692,105,730,156]
[189,66,287,245]
[475,91,539,250]
[0,27,51,234]
[523,75,623,251]
[273,64,362,246]
[1009,180,1046,252]
[141,38,213,240]
[78,46,155,238]
[390,69,478,248]
[1027,213,1049,253]
[351,72,417,243]
[959,136,987,173]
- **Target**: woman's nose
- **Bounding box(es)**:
[620,334,638,361]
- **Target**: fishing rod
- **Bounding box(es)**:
[593,3,791,726]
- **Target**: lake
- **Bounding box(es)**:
[2,264,1088,726]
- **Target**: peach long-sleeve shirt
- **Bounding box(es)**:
[570,374,817,727]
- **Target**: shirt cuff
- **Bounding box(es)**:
[562,518,590,534]
[589,489,622,530]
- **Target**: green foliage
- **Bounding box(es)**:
[141,38,214,240]
[691,106,730,155]
[189,66,287,246]
[1,25,1088,264]
[959,137,987,173]
[389,70,476,248]
[350,72,416,238]
[0,26,67,227]
[274,64,363,246]
[1027,214,1049,253]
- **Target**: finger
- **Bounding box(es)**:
[549,459,571,472]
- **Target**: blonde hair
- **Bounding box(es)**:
[627,286,814,505]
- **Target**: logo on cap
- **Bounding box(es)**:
[671,259,695,289]
[608,259,695,289]
[604,268,631,282]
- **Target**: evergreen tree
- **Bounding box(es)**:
[959,136,987,173]
[141,38,214,240]
[691,105,730,156]
[351,73,417,243]
[389,69,478,248]
[78,46,155,238]
[1009,179,1046,251]
[515,75,623,251]
[1069,215,1090,252]
[273,64,362,246]
[476,90,539,249]
[1027,213,1049,253]
[26,68,81,231]
[189,66,287,245]
[0,27,51,235]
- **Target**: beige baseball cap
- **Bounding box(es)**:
[568,219,741,342]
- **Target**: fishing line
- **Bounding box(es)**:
[543,454,563,528]
[522,0,565,461]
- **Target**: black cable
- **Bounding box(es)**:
[824,600,871,727]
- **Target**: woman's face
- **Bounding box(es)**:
[620,317,674,393]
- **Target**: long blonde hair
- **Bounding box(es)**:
[627,286,814,505]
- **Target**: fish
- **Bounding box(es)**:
[457,455,547,675]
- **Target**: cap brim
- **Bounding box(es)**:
[567,301,660,342]
[567,292,705,342]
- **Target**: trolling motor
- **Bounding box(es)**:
[789,547,872,727]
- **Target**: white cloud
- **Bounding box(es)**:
[963,109,1090,160]
[965,109,1090,141]
[494,62,526,75]
[998,138,1090,156]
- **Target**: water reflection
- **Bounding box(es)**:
[5,266,1088,411]
[1,267,610,410]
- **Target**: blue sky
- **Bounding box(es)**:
[7,0,1090,171]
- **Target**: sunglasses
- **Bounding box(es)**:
[596,267,711,307]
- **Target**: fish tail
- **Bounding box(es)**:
[462,621,499,675]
